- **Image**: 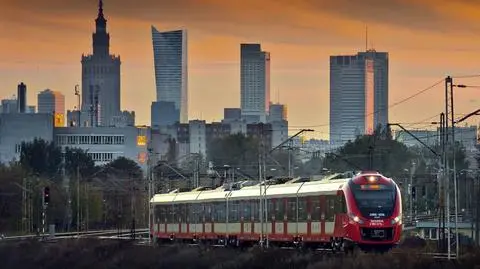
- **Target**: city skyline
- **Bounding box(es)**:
[2,0,480,139]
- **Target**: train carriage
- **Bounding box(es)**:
[150,171,403,252]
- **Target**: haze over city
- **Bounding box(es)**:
[2,0,480,138]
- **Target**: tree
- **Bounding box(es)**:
[0,164,24,234]
[324,129,412,178]
[19,138,62,181]
[207,134,259,176]
[96,157,145,230]
[64,147,96,179]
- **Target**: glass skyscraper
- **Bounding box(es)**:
[151,26,188,124]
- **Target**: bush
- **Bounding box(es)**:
[0,239,479,269]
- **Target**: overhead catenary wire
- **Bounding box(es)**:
[290,78,444,128]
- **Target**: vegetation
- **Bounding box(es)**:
[1,239,480,269]
[0,130,475,235]
[0,138,145,235]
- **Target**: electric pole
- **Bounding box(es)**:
[76,164,80,237]
[259,123,265,248]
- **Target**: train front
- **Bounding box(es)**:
[343,172,402,250]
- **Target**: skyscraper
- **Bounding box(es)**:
[37,89,66,127]
[151,26,188,124]
[329,54,375,145]
[81,0,121,127]
[240,44,270,123]
[358,50,389,129]
[17,82,27,113]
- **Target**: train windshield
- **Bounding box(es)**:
[350,183,396,219]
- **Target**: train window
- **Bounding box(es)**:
[311,199,321,221]
[204,203,212,222]
[267,200,274,221]
[287,198,296,221]
[274,199,284,221]
[215,202,225,222]
[177,204,184,223]
[189,204,197,223]
[251,200,258,221]
[325,197,335,222]
[168,204,176,223]
[159,205,166,224]
[185,204,190,223]
[242,200,251,220]
[154,205,161,223]
[229,200,239,222]
[298,197,308,221]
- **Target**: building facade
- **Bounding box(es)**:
[358,50,389,130]
[329,54,375,145]
[151,101,179,128]
[240,44,270,123]
[151,27,188,124]
[37,89,66,127]
[54,126,150,172]
[81,0,121,127]
[0,114,54,163]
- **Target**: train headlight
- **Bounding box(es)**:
[348,213,364,224]
[391,216,402,225]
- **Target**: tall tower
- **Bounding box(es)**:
[358,50,389,130]
[81,0,121,127]
[17,82,27,113]
[329,55,375,145]
[240,44,270,123]
[151,26,188,124]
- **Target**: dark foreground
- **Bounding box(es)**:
[1,239,480,269]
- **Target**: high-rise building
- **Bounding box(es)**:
[240,44,270,123]
[223,108,242,123]
[17,82,27,113]
[1,98,17,114]
[358,50,389,129]
[151,101,179,128]
[37,89,66,127]
[81,0,121,127]
[151,27,188,123]
[329,54,375,145]
[268,103,287,122]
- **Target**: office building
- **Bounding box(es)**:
[358,50,389,129]
[240,44,270,123]
[17,82,27,113]
[330,54,375,144]
[151,27,188,123]
[0,113,54,163]
[268,103,287,122]
[151,101,179,128]
[223,108,242,123]
[37,89,66,127]
[1,98,17,114]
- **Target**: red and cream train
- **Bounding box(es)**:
[150,171,403,251]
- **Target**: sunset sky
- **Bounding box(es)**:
[1,0,480,139]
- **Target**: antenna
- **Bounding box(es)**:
[277,89,280,103]
[365,24,368,51]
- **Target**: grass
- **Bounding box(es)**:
[1,239,479,269]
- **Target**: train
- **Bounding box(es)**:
[149,171,403,252]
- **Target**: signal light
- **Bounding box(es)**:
[43,186,50,204]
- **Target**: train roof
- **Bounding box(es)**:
[151,174,351,204]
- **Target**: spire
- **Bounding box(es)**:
[98,0,104,18]
[92,0,109,56]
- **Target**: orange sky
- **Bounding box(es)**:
[1,0,480,139]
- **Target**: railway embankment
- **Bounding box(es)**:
[1,238,479,268]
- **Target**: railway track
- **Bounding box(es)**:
[135,241,458,259]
